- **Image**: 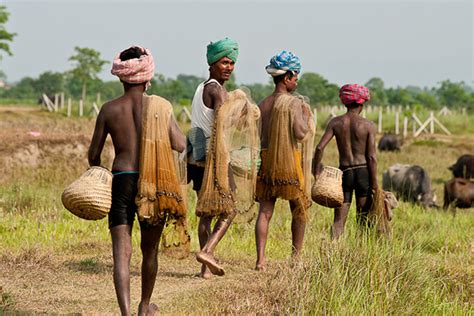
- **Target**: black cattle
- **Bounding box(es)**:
[449,154,474,179]
[382,164,437,208]
[443,178,474,210]
[378,134,402,151]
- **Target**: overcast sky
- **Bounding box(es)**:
[1,0,472,88]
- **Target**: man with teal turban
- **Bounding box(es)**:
[206,37,239,65]
[187,37,239,278]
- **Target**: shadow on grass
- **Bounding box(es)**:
[65,257,110,275]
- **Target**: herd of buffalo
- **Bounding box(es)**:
[378,134,474,211]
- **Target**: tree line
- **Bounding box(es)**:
[0,4,472,110]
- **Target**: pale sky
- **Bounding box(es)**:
[1,0,473,88]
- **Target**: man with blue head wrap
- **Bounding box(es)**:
[255,50,315,271]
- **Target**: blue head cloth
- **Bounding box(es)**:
[265,50,302,76]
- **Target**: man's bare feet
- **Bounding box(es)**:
[200,264,212,279]
[138,302,159,316]
[196,251,225,276]
[255,262,266,272]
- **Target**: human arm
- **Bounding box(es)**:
[312,120,334,177]
[202,82,225,111]
[293,100,310,141]
[366,122,378,190]
[88,109,108,166]
[168,115,186,152]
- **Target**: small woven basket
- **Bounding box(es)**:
[61,166,113,220]
[311,166,344,208]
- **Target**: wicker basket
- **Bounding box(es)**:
[61,166,113,220]
[311,166,343,208]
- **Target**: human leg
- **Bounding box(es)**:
[137,220,165,316]
[255,199,276,271]
[196,210,237,276]
[110,224,133,316]
[289,200,306,258]
[331,203,350,239]
[197,215,212,278]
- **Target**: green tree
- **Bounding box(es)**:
[436,80,471,108]
[68,47,107,102]
[34,71,65,96]
[297,72,339,106]
[365,77,387,105]
[0,5,16,60]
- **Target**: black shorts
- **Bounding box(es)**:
[187,163,205,192]
[109,173,150,229]
[340,165,370,203]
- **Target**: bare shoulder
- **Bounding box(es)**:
[259,95,273,109]
[203,81,222,98]
[362,117,376,129]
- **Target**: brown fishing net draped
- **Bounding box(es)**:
[255,93,315,221]
[196,89,261,218]
[136,95,190,257]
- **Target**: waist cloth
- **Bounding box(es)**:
[339,163,370,203]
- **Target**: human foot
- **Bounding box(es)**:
[196,251,225,276]
[138,302,159,316]
[200,264,212,279]
[255,262,266,272]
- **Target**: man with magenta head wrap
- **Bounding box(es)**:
[88,46,186,315]
[312,84,378,239]
[187,37,240,278]
[255,51,315,271]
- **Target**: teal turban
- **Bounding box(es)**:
[206,37,239,65]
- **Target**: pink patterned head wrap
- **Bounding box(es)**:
[111,46,155,86]
[339,84,370,106]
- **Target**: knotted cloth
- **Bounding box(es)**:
[265,50,302,77]
[339,84,370,105]
[111,46,155,86]
[206,38,239,65]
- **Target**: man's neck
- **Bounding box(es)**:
[124,84,145,96]
[346,107,361,115]
[209,75,226,86]
[274,83,290,95]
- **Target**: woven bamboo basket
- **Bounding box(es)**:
[61,166,113,220]
[311,166,343,208]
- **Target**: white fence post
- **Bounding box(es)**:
[378,109,383,133]
[79,99,83,117]
[395,111,399,135]
[403,116,408,137]
[67,98,71,117]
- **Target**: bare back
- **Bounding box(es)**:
[330,113,373,166]
[88,94,142,172]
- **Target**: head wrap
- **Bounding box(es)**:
[206,37,239,65]
[339,84,370,105]
[265,51,302,77]
[111,46,155,87]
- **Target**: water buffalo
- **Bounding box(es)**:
[443,178,474,210]
[382,164,437,208]
[449,154,474,179]
[378,134,402,151]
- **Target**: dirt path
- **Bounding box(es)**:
[0,250,260,314]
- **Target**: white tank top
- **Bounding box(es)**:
[190,79,220,139]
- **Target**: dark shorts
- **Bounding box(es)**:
[109,173,150,229]
[187,163,205,192]
[340,164,370,203]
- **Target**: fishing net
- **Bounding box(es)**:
[136,94,190,257]
[196,89,261,219]
[255,93,315,221]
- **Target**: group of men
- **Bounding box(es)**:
[87,38,377,315]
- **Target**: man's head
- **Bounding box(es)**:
[339,84,370,110]
[266,51,301,93]
[207,38,239,82]
[111,45,155,89]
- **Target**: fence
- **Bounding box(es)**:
[41,93,101,117]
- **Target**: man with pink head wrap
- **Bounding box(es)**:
[312,83,378,239]
[89,46,185,315]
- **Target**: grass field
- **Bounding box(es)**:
[0,107,473,314]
